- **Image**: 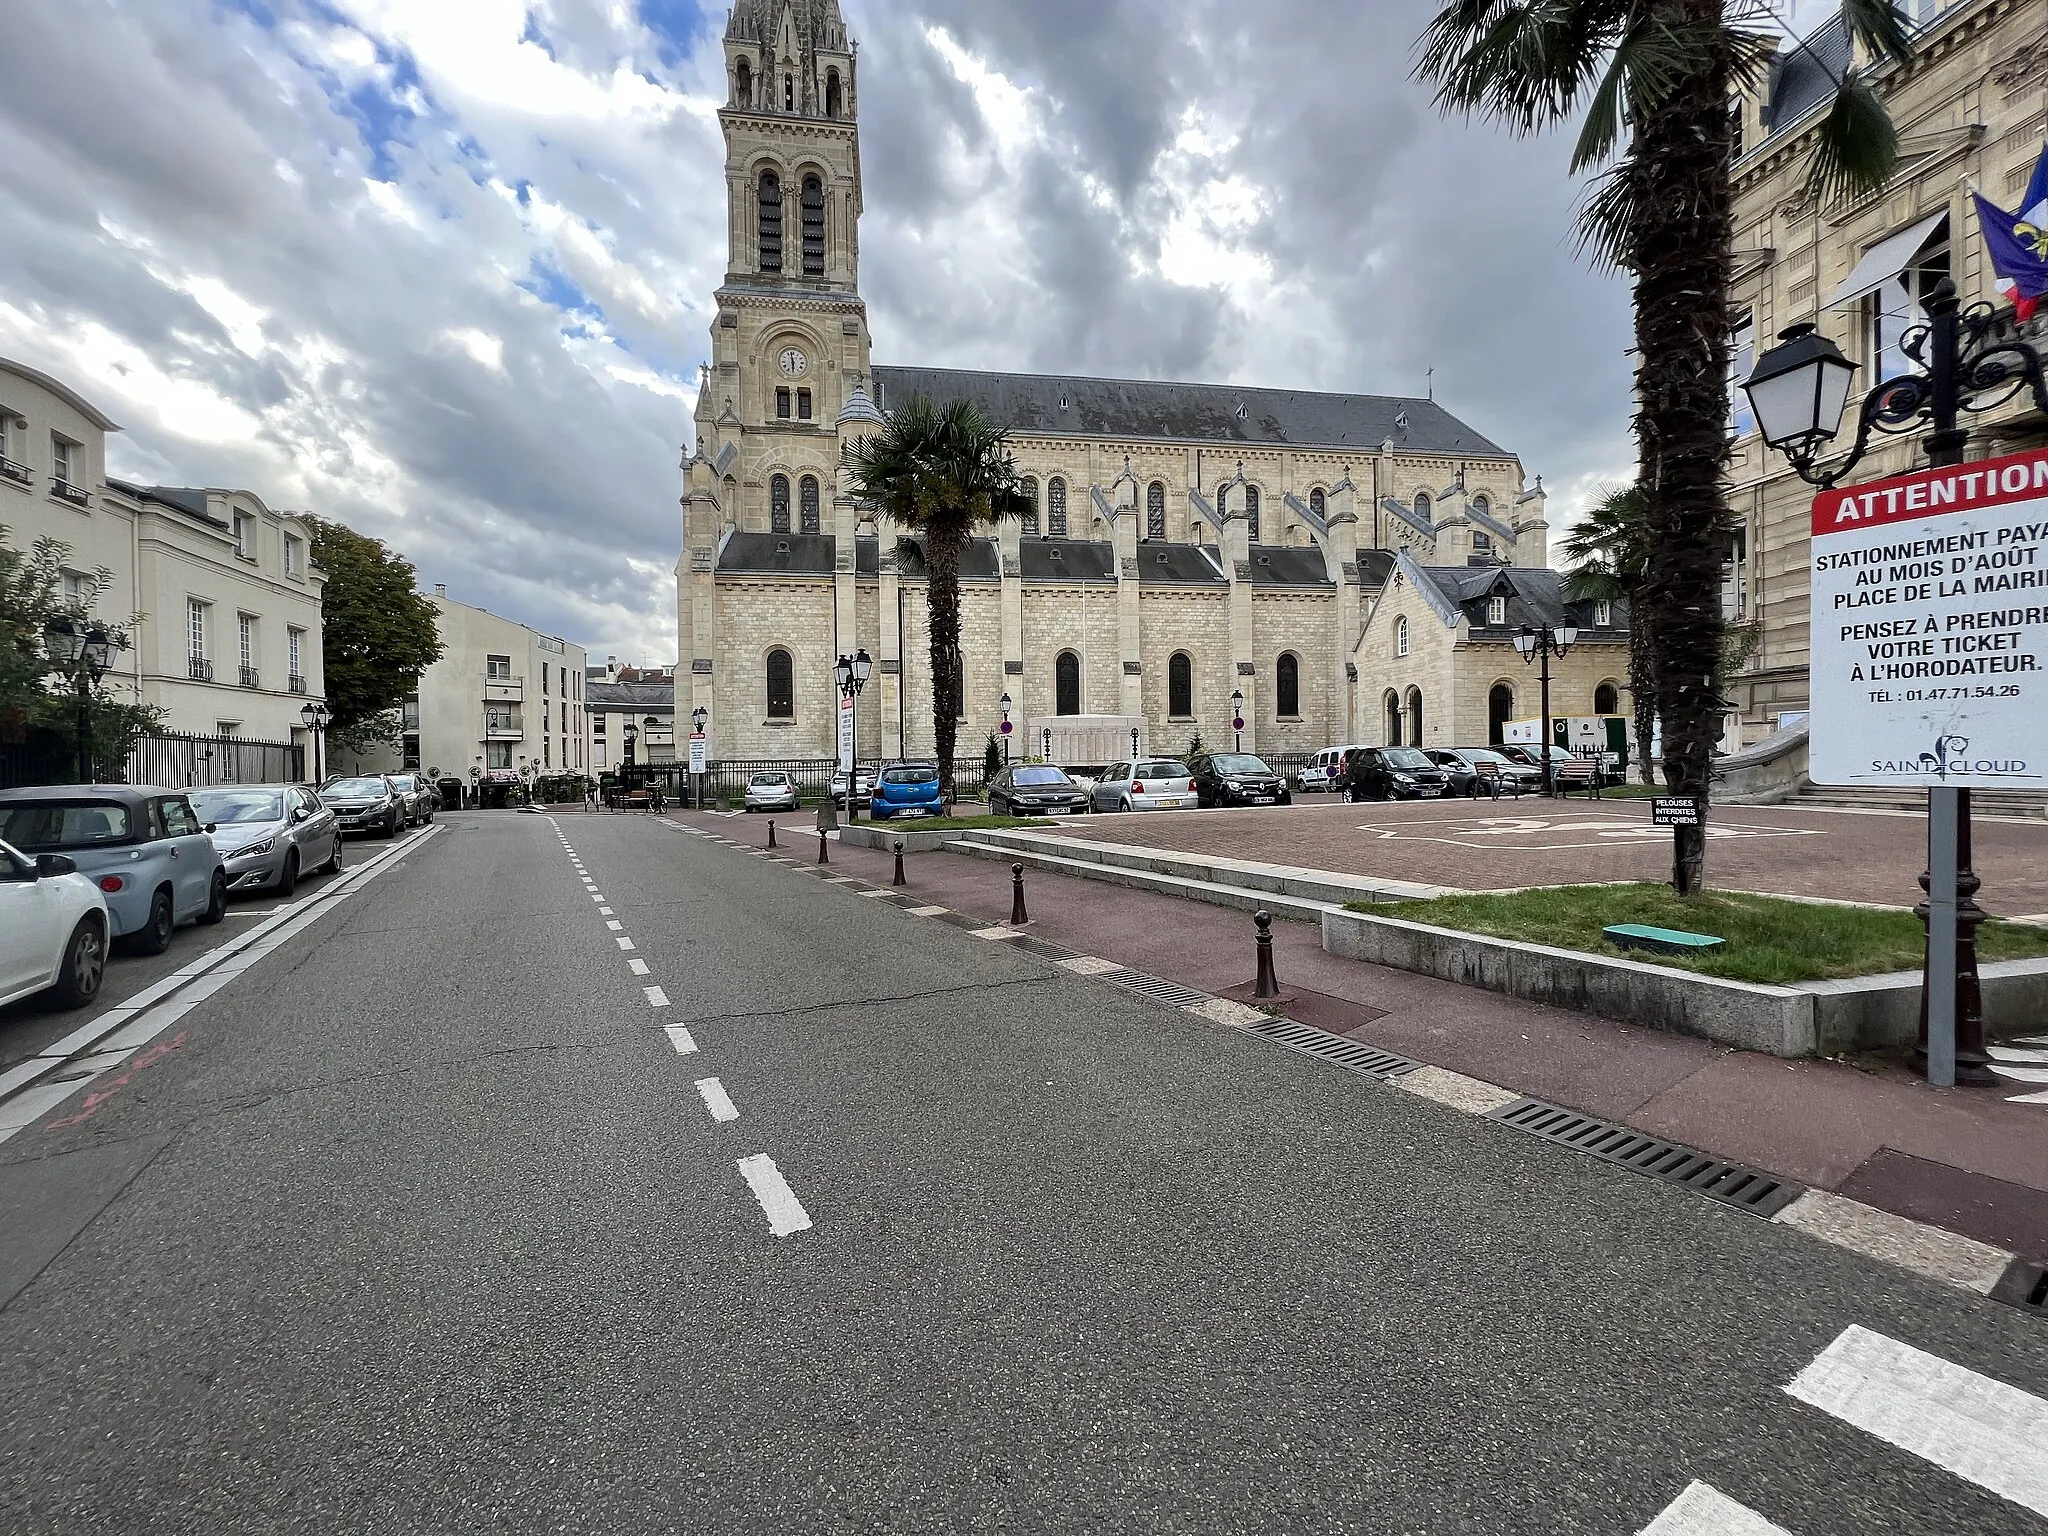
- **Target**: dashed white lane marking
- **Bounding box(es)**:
[589,894,604,902]
[907,905,948,916]
[643,985,669,1007]
[737,1154,812,1236]
[616,936,636,951]
[606,920,623,931]
[1058,955,1122,975]
[1785,1324,2048,1518]
[695,1076,740,1122]
[970,926,1025,939]
[599,906,613,915]
[1636,1481,1790,1535]
[628,958,650,976]
[664,1024,697,1054]
[859,888,895,898]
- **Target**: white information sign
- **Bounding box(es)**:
[837,695,855,772]
[688,732,707,774]
[1809,446,2048,788]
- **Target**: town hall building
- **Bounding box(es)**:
[678,0,1574,769]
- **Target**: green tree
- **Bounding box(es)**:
[842,396,1032,798]
[1417,0,1913,892]
[302,517,444,736]
[1560,485,1656,786]
[982,731,1002,791]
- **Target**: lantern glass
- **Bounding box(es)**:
[1557,622,1579,650]
[1743,325,1859,450]
[853,647,872,685]
[82,626,114,671]
[1514,628,1537,659]
[834,655,852,692]
[43,615,83,664]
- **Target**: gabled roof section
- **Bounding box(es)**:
[871,366,1511,457]
[1136,544,1228,585]
[1020,538,1116,582]
[1760,13,1847,140]
[716,531,836,576]
[890,535,1002,581]
[0,356,121,431]
[1407,562,1633,639]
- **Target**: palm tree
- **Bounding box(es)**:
[1560,485,1657,786]
[1417,0,1913,893]
[842,395,1032,801]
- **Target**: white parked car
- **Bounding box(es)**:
[0,836,110,1011]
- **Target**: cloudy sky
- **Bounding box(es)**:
[0,0,1641,666]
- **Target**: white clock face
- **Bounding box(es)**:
[778,347,808,377]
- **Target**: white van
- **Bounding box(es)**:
[1299,744,1365,793]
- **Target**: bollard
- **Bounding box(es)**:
[1010,862,1029,925]
[893,838,907,887]
[767,819,777,849]
[1254,909,1279,998]
[818,828,830,865]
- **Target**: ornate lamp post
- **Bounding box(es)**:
[1513,620,1578,795]
[1742,277,2048,1087]
[999,691,1012,765]
[835,648,870,821]
[299,700,331,785]
[43,616,121,784]
[1230,688,1245,752]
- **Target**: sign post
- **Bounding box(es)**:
[689,729,706,810]
[1808,445,2048,1085]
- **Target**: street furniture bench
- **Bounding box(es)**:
[1472,761,1523,799]
[1553,759,1603,798]
[1603,923,1725,956]
[620,789,652,812]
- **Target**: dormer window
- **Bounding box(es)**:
[51,434,75,487]
[1595,599,1613,627]
[1487,596,1506,626]
[234,513,253,560]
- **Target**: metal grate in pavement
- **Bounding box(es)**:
[1486,1098,1802,1217]
[1100,969,1211,1009]
[1239,1017,1422,1079]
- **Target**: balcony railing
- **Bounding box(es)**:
[288,672,307,695]
[188,656,214,682]
[51,477,89,507]
[483,718,525,740]
[484,675,523,700]
[0,455,29,486]
[240,665,260,688]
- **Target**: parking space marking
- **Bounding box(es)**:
[628,958,650,976]
[643,986,669,1007]
[737,1154,812,1236]
[1636,1482,1791,1535]
[695,1076,740,1122]
[664,1024,697,1054]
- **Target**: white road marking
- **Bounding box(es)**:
[1785,1324,2048,1518]
[628,958,650,976]
[599,905,613,915]
[1637,1481,1791,1535]
[664,1024,697,1054]
[1773,1190,2011,1293]
[616,936,636,951]
[606,919,623,931]
[643,986,669,1007]
[1058,955,1122,974]
[970,926,1025,939]
[737,1154,812,1236]
[695,1076,740,1122]
[907,905,948,916]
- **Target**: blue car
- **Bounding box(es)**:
[0,785,228,954]
[868,762,943,819]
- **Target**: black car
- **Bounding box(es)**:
[987,765,1090,817]
[1342,746,1450,801]
[318,775,407,837]
[1187,752,1291,809]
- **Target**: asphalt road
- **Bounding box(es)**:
[1,809,2043,1534]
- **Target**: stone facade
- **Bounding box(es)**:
[1725,0,2048,743]
[677,0,1555,768]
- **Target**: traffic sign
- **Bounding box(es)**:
[689,732,706,775]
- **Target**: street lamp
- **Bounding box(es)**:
[1230,687,1245,752]
[1513,620,1578,795]
[999,691,1012,765]
[299,700,331,785]
[43,615,123,783]
[836,647,870,821]
[1742,278,2048,1088]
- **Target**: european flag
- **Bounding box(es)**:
[1973,141,2048,321]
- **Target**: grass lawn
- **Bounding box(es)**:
[1346,882,2048,985]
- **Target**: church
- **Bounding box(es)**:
[678,0,1560,771]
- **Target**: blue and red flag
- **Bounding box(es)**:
[1973,142,2048,322]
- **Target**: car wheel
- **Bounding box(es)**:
[325,837,344,874]
[382,811,400,838]
[277,850,299,899]
[198,870,228,925]
[52,916,106,1009]
[1121,797,1133,813]
[129,888,176,956]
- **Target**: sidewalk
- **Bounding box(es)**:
[677,808,2048,1265]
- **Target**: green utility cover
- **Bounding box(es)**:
[1603,923,1726,955]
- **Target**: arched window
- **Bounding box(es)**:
[1146,481,1166,540]
[1276,652,1300,717]
[1213,484,1227,520]
[783,72,793,111]
[1473,530,1494,554]
[1472,494,1490,518]
[1019,476,1039,536]
[757,171,783,272]
[1488,682,1514,744]
[1055,650,1081,716]
[1394,615,1410,657]
[1414,490,1432,524]
[1048,477,1068,536]
[824,69,841,118]
[1168,652,1194,718]
[735,57,753,108]
[766,649,794,718]
[1245,484,1261,542]
[1384,689,1402,746]
[801,174,825,276]
[1310,488,1326,520]
[723,474,738,524]
[799,475,820,534]
[1406,686,1424,746]
[1594,681,1620,715]
[770,474,790,534]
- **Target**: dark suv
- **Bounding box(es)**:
[1341,746,1450,801]
[1187,752,1291,809]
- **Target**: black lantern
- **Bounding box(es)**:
[1741,323,1861,458]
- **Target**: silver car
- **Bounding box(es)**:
[190,784,343,898]
[383,771,439,826]
[744,771,800,812]
[1089,759,1196,812]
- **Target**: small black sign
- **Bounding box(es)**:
[1652,797,1703,827]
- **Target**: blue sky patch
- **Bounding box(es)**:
[638,0,708,69]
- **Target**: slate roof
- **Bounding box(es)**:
[716,531,1001,580]
[1761,13,1849,139]
[1246,545,1334,588]
[888,535,1002,581]
[871,366,1511,458]
[107,480,225,527]
[1408,562,1632,638]
[1137,544,1228,585]
[1019,538,1115,582]
[589,679,676,711]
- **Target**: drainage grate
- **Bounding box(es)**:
[1101,969,1212,1009]
[1486,1098,1803,1218]
[1991,1259,2048,1318]
[1240,1017,1422,1079]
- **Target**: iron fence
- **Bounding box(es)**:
[125,731,304,788]
[0,735,77,790]
[616,756,995,806]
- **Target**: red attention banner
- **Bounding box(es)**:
[1811,446,2048,537]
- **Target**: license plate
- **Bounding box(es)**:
[1252,796,1275,805]
[1159,798,1184,807]
[1043,807,1071,816]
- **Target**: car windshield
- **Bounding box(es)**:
[322,778,388,797]
[1012,767,1071,786]
[750,774,788,786]
[1384,749,1433,769]
[388,775,418,791]
[1136,761,1186,777]
[1210,755,1271,774]
[882,766,937,784]
[0,800,136,850]
[1465,749,1515,765]
[189,789,285,825]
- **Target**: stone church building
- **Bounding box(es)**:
[678,0,1556,768]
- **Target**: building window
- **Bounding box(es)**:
[825,69,842,118]
[187,598,208,661]
[758,170,783,272]
[52,434,74,488]
[1214,484,1228,522]
[776,387,792,419]
[1020,476,1039,536]
[770,474,791,533]
[801,174,826,276]
[1406,686,1424,746]
[1054,650,1081,716]
[593,713,606,737]
[735,57,752,108]
[486,742,512,770]
[1394,615,1409,657]
[238,612,255,669]
[288,627,304,686]
[284,534,302,576]
[1595,681,1620,715]
[1146,481,1166,540]
[1471,494,1490,518]
[1310,488,1326,521]
[1048,477,1067,537]
[1729,313,1757,437]
[541,662,550,696]
[1488,682,1514,744]
[1487,596,1506,626]
[797,388,812,421]
[60,569,88,607]
[543,739,551,768]
[799,475,821,534]
[487,654,511,678]
[402,693,420,730]
[1168,652,1193,718]
[783,72,793,111]
[1245,484,1261,543]
[1276,652,1300,718]
[1865,226,1950,385]
[1385,689,1402,746]
[1595,599,1614,627]
[1473,530,1494,554]
[1414,491,1432,524]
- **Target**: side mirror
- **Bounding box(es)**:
[204,822,218,834]
[36,853,77,878]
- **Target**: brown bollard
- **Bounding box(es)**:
[893,839,907,887]
[1010,862,1028,925]
[767,819,777,849]
[818,828,830,865]
[1254,909,1279,999]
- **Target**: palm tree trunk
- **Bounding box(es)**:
[1632,0,1734,895]
[926,516,964,800]
[1630,634,1657,788]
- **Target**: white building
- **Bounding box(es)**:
[1,357,328,767]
